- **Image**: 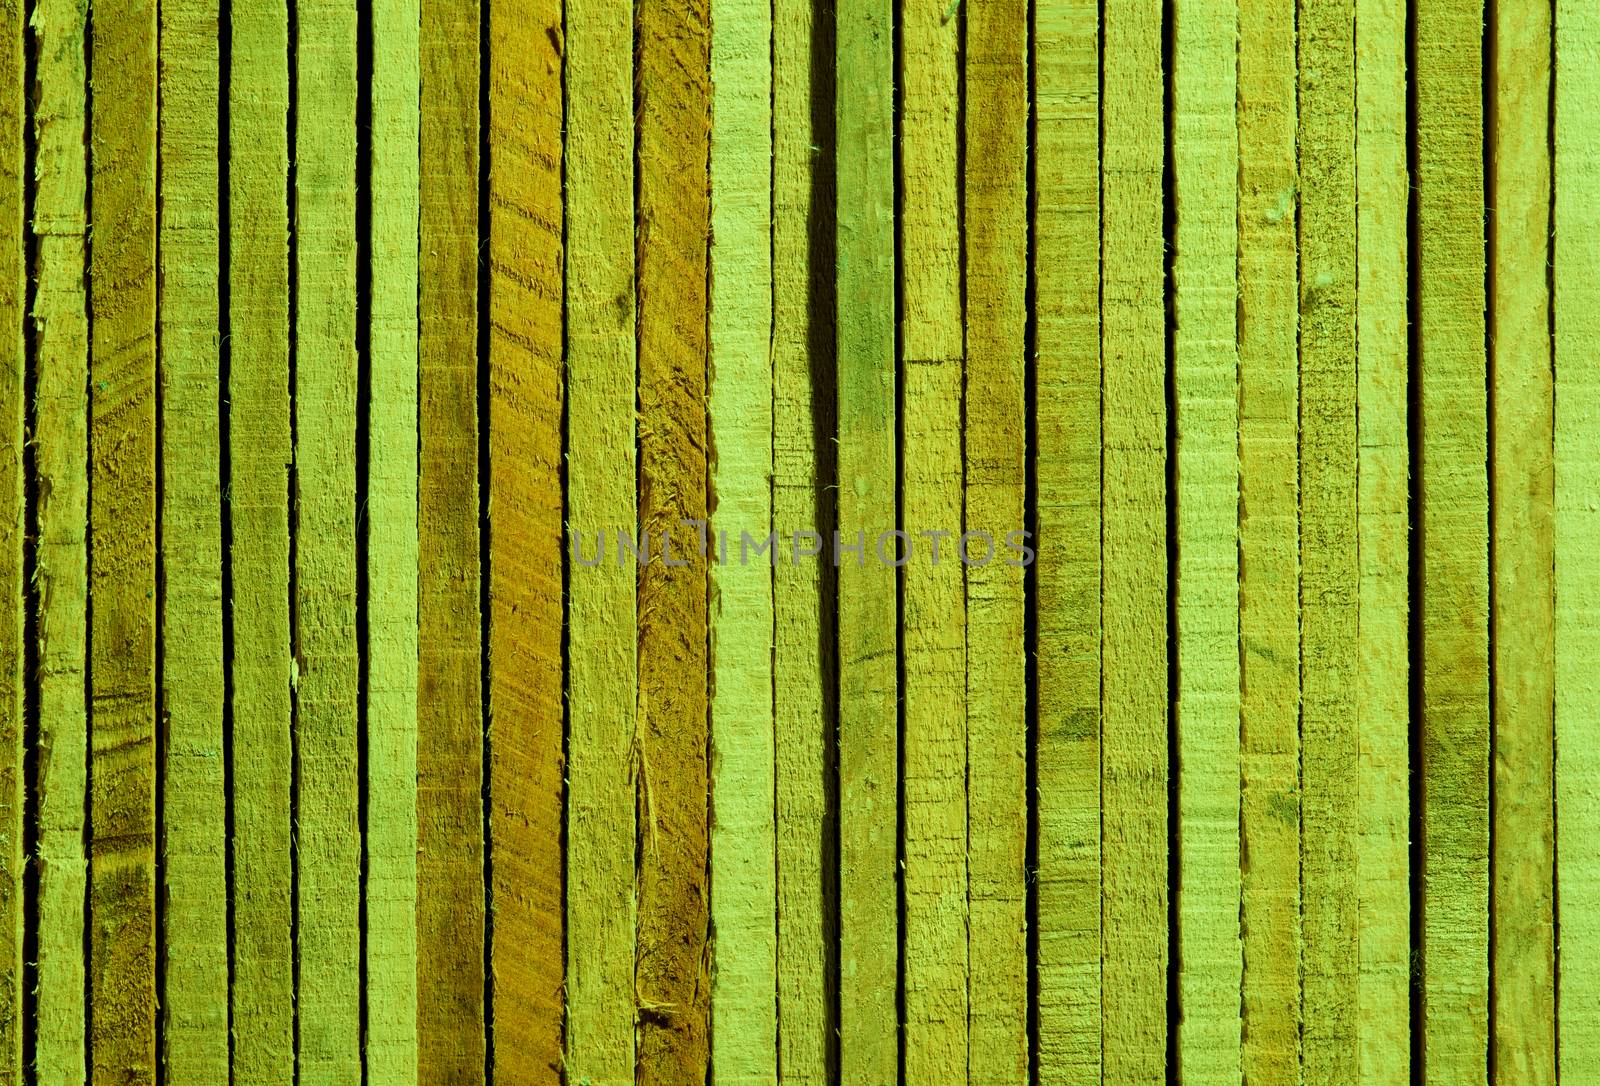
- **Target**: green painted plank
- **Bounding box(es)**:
[1099,0,1168,1076]
[563,0,638,1072]
[293,1,361,1078]
[707,0,777,1072]
[1415,0,1490,1077]
[1236,0,1300,1077]
[900,0,966,1075]
[31,0,89,1076]
[966,0,1030,1078]
[364,0,420,1077]
[157,0,228,1076]
[0,0,19,1076]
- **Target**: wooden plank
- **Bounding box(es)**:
[157,0,228,1076]
[228,1,296,1076]
[563,0,638,1070]
[834,0,897,1073]
[292,1,361,1078]
[87,0,159,1075]
[1490,1,1555,1080]
[634,0,711,1075]
[485,1,564,1080]
[772,0,834,1072]
[900,0,966,1075]
[365,0,421,1076]
[1414,0,1490,1076]
[1099,0,1168,1076]
[1353,0,1410,1078]
[1555,0,1600,1073]
[31,0,89,1076]
[1236,0,1299,1078]
[1298,0,1359,1078]
[707,0,776,1072]
[417,0,486,1075]
[0,0,19,1076]
[966,0,1030,1078]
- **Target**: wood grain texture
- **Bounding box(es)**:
[228,0,296,1076]
[0,0,18,1074]
[1489,1,1554,1080]
[157,0,228,1075]
[1171,0,1241,1079]
[485,2,565,1081]
[900,0,967,1076]
[1414,0,1490,1077]
[1297,0,1358,1078]
[965,0,1029,1079]
[834,0,897,1077]
[563,0,638,1072]
[1235,0,1299,1078]
[1099,0,1168,1078]
[1353,0,1410,1078]
[88,0,160,1074]
[707,0,777,1071]
[293,1,362,1078]
[365,0,421,1076]
[1555,0,1600,1074]
[31,0,89,1075]
[418,0,487,1075]
[634,0,711,1074]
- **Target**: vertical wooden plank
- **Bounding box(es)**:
[1236,0,1299,1078]
[293,0,361,1078]
[1490,0,1555,1080]
[0,0,19,1076]
[1099,0,1168,1076]
[772,0,834,1074]
[563,0,637,1069]
[157,0,228,1076]
[834,0,897,1072]
[634,0,711,1074]
[365,0,421,1076]
[1298,0,1359,1079]
[88,0,159,1074]
[485,1,564,1081]
[1415,0,1490,1076]
[707,0,776,1072]
[418,0,486,1074]
[1353,0,1410,1078]
[966,0,1029,1078]
[31,0,89,1076]
[228,0,296,1075]
[1555,0,1600,1073]
[900,0,966,1076]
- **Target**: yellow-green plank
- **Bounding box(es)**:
[0,0,18,1076]
[365,0,420,1077]
[1415,0,1489,1076]
[31,0,89,1075]
[1490,0,1555,1081]
[158,0,228,1075]
[1100,0,1168,1076]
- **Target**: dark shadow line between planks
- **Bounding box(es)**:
[1021,0,1042,1072]
[19,0,39,1075]
[1404,0,1424,1077]
[1545,0,1559,1070]
[284,0,301,1073]
[474,0,493,1076]
[1482,0,1497,1079]
[354,0,374,1077]
[216,0,236,1072]
[1160,0,1179,1075]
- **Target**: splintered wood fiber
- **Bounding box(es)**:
[835,0,897,1076]
[157,0,229,1077]
[485,0,565,1080]
[1099,0,1168,1078]
[1353,0,1410,1078]
[1236,0,1300,1078]
[634,0,711,1075]
[88,0,160,1075]
[366,0,422,1077]
[707,0,777,1073]
[965,0,1029,1079]
[900,0,968,1076]
[1415,0,1490,1077]
[563,0,638,1074]
[1490,0,1555,1081]
[418,0,487,1075]
[32,0,89,1076]
[0,0,18,1076]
